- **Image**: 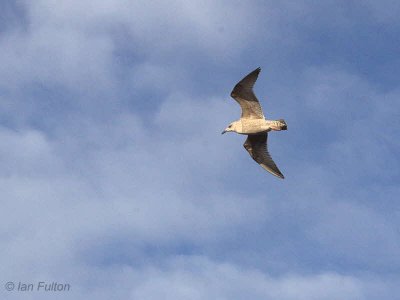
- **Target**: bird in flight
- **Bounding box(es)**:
[222,67,287,179]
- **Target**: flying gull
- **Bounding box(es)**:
[222,67,287,179]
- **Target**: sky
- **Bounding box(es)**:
[0,0,399,299]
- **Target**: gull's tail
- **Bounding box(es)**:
[278,119,287,130]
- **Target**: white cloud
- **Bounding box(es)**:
[127,257,365,300]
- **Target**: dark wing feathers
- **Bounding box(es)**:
[243,133,284,179]
[230,67,265,119]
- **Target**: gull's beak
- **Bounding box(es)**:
[221,129,227,134]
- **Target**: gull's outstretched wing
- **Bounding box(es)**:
[243,133,284,179]
[230,67,265,119]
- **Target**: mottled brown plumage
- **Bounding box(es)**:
[243,134,284,179]
[222,67,287,179]
[230,67,264,119]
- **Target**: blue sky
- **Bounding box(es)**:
[1,1,399,299]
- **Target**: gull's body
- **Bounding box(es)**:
[222,67,287,179]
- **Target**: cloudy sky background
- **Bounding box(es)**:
[1,0,399,299]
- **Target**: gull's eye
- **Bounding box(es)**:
[229,125,232,128]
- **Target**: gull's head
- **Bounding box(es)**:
[222,122,236,134]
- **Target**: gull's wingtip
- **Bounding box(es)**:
[272,171,285,179]
[270,169,285,179]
